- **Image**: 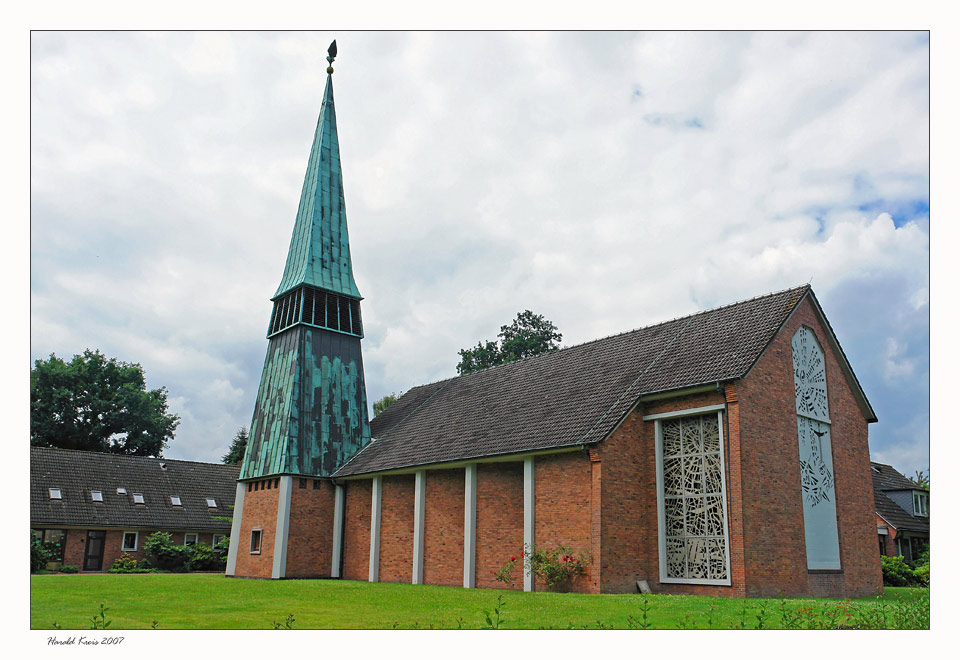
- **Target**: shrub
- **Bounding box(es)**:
[110,553,138,572]
[59,565,79,574]
[495,544,592,592]
[913,562,930,587]
[881,555,915,587]
[143,532,190,571]
[186,543,220,572]
[31,531,53,573]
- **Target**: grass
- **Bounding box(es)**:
[30,574,928,630]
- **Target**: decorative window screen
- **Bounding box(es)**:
[792,326,841,570]
[656,411,731,584]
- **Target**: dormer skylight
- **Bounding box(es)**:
[170,496,182,506]
[206,498,217,508]
[91,490,103,502]
[117,487,127,495]
[48,487,62,500]
[133,493,145,504]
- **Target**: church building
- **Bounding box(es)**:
[226,45,883,598]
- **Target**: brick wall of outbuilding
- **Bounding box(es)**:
[378,475,415,583]
[285,478,335,578]
[59,528,222,572]
[423,468,465,587]
[475,462,523,589]
[737,296,882,598]
[341,479,371,581]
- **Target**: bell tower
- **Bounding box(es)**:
[227,41,370,578]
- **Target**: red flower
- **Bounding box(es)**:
[511,556,516,562]
[521,551,525,558]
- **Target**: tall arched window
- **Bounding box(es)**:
[792,326,841,570]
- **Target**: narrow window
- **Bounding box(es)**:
[170,496,182,506]
[43,529,66,561]
[273,478,279,489]
[250,529,262,554]
[122,531,139,552]
[91,490,103,502]
[299,478,306,489]
[133,493,145,504]
[184,533,198,546]
[206,498,217,508]
[48,488,62,500]
[313,480,321,490]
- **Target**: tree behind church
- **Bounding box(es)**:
[222,427,249,465]
[457,310,562,374]
[30,349,180,457]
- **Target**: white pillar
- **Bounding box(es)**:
[225,482,246,576]
[523,456,535,592]
[331,483,345,578]
[463,463,477,588]
[412,470,426,584]
[369,476,382,582]
[272,476,293,579]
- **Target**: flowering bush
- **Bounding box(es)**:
[495,545,592,592]
[110,553,139,572]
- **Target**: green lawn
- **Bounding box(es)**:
[30,574,928,630]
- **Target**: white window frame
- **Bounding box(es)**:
[170,495,182,506]
[132,493,145,504]
[649,404,732,586]
[116,487,127,495]
[184,532,199,546]
[121,531,139,552]
[250,529,262,554]
[913,491,928,517]
[205,498,217,508]
[48,488,62,500]
[91,490,103,502]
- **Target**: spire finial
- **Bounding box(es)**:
[326,40,337,74]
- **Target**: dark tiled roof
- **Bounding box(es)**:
[871,462,929,534]
[336,285,811,477]
[31,447,240,531]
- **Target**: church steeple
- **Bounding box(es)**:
[240,41,371,481]
[274,42,361,301]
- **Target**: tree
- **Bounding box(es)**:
[457,310,562,375]
[31,349,180,457]
[372,393,400,418]
[909,469,930,490]
[222,427,249,465]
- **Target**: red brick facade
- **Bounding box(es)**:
[49,528,222,572]
[286,479,336,578]
[234,479,280,578]
[378,475,415,583]
[423,469,465,587]
[341,479,371,581]
[475,462,523,590]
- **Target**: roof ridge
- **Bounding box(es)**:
[398,283,812,388]
[30,446,240,470]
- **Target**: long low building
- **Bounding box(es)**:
[30,446,239,572]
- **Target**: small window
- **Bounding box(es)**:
[205,498,217,508]
[42,529,67,561]
[122,531,138,551]
[313,480,321,490]
[184,533,198,546]
[299,478,306,489]
[250,529,262,554]
[913,491,929,517]
[91,490,103,502]
[212,534,225,547]
[48,488,62,500]
[170,496,182,506]
[116,487,127,495]
[133,493,145,504]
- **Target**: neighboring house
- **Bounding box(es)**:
[31,446,239,572]
[227,55,883,599]
[871,461,929,562]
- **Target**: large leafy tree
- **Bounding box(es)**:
[457,310,562,375]
[222,426,249,465]
[30,349,180,457]
[372,393,400,418]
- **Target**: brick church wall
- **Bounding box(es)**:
[533,452,595,592]
[423,468,465,587]
[285,478,336,578]
[341,479,371,581]
[234,480,280,578]
[737,296,882,598]
[378,475,415,583]
[475,462,523,589]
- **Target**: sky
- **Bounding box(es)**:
[29,31,929,478]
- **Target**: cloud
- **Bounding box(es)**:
[30,32,928,471]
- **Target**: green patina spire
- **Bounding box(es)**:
[241,41,371,481]
[274,51,361,300]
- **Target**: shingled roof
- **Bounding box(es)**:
[336,284,856,477]
[871,461,930,534]
[31,447,239,531]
